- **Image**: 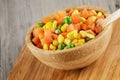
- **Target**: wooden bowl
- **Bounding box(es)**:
[26,6,113,70]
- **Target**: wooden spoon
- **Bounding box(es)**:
[97,9,120,27]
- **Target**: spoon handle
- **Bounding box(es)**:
[97,9,120,27]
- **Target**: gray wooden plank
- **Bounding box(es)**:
[0,0,8,80]
[0,0,120,80]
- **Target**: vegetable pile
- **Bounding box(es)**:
[32,8,105,50]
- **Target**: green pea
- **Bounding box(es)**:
[86,37,92,42]
[58,24,62,30]
[58,43,66,50]
[51,20,54,23]
[66,43,75,49]
[37,23,44,28]
[69,43,75,48]
[50,15,54,19]
[55,29,61,34]
[64,16,72,24]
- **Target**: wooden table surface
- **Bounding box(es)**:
[0,0,120,80]
[7,19,120,80]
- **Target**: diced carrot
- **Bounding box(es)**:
[43,30,53,44]
[67,8,74,15]
[44,29,52,36]
[85,18,95,25]
[88,11,95,17]
[51,33,58,39]
[61,32,67,37]
[54,11,66,24]
[33,28,44,38]
[36,43,43,48]
[77,33,83,39]
[86,24,95,31]
[81,8,89,18]
[58,18,63,24]
[73,23,80,31]
[67,24,75,32]
[42,36,53,44]
[43,16,52,24]
[90,23,95,31]
[71,14,80,24]
[94,26,103,34]
[67,24,80,32]
[54,14,63,24]
[32,37,40,45]
[80,24,88,30]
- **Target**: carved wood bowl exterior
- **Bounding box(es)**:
[26,6,112,70]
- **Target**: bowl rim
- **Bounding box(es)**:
[26,5,111,54]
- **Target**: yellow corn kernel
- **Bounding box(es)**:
[64,38,71,45]
[88,16,97,22]
[80,17,86,22]
[91,10,97,15]
[79,30,87,38]
[67,30,78,40]
[53,39,59,46]
[86,33,95,38]
[43,25,46,30]
[75,43,81,46]
[74,32,78,38]
[61,24,68,32]
[75,39,85,46]
[72,9,80,15]
[58,34,64,44]
[43,44,48,50]
[78,39,85,44]
[80,22,83,25]
[67,32,73,40]
[86,30,96,36]
[50,44,56,50]
[72,39,78,44]
[52,20,57,31]
[97,12,103,17]
[45,22,52,29]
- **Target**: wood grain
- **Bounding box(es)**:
[0,0,120,80]
[7,19,120,80]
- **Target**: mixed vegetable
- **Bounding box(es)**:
[32,8,105,50]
